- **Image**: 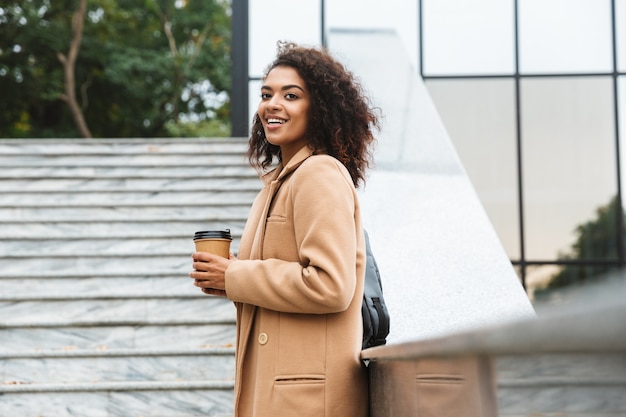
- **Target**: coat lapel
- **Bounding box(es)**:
[248,145,314,261]
[235,172,281,359]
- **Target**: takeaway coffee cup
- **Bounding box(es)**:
[193,229,232,258]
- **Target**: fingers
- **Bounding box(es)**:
[191,252,219,273]
[189,251,236,296]
[192,275,223,291]
[193,278,214,289]
[192,252,233,274]
[190,252,229,292]
[201,288,227,297]
[193,276,225,292]
[190,260,210,273]
[192,251,221,263]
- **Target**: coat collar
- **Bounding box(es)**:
[260,145,315,186]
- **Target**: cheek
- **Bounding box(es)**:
[297,108,310,127]
[295,117,308,133]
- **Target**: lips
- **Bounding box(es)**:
[266,118,286,125]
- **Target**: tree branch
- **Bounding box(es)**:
[185,21,211,71]
[58,0,92,138]
[151,0,179,57]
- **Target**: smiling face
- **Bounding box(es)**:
[258,65,311,162]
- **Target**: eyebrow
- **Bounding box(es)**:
[261,84,306,92]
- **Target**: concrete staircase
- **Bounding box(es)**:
[0,138,261,417]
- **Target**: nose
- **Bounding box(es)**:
[267,95,281,110]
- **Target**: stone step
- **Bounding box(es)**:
[0,276,206,297]
[1,252,237,275]
[0,347,234,385]
[0,321,237,352]
[0,268,196,280]
[496,353,626,381]
[0,380,234,417]
[0,190,259,206]
[0,251,194,277]
[0,204,251,222]
[0,137,247,154]
[0,153,250,167]
[0,177,261,193]
[0,296,235,325]
[0,220,246,239]
[495,353,626,417]
[1,236,242,257]
[0,165,256,179]
[0,138,248,416]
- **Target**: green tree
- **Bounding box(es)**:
[545,196,625,290]
[0,0,231,138]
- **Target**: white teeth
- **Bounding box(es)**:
[267,118,285,124]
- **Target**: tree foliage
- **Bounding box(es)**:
[546,196,625,289]
[0,0,231,138]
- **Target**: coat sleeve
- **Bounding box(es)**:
[225,156,360,314]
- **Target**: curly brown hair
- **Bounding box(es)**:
[247,41,380,188]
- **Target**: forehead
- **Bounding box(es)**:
[263,66,306,89]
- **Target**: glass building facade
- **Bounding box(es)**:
[234,0,626,296]
[420,0,624,295]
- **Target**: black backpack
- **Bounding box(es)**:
[361,230,390,350]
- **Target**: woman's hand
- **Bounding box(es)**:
[189,252,237,297]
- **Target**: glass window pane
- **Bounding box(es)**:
[326,0,419,70]
[518,0,613,74]
[532,264,624,309]
[426,79,520,259]
[618,0,626,72]
[521,77,617,260]
[525,264,561,304]
[422,0,515,76]
[249,0,321,77]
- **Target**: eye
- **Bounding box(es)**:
[261,92,271,100]
[285,93,298,100]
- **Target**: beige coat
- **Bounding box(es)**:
[225,145,368,417]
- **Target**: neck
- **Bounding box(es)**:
[280,142,308,166]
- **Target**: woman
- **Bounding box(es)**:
[190,41,379,417]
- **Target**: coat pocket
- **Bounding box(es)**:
[263,215,297,260]
[267,214,286,223]
[272,374,325,417]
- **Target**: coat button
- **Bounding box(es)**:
[258,333,268,345]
